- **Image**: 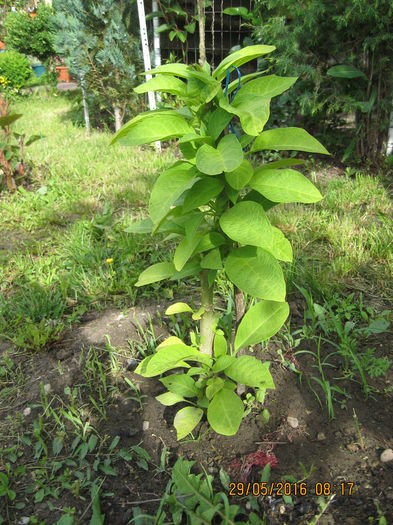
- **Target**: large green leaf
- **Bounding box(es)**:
[182,177,224,213]
[250,168,322,203]
[226,71,265,95]
[187,70,221,103]
[174,232,203,271]
[212,355,236,373]
[170,258,201,280]
[146,63,190,78]
[251,127,329,155]
[207,108,233,141]
[149,162,197,224]
[193,232,226,254]
[134,343,196,377]
[257,158,305,170]
[225,159,253,190]
[111,110,194,147]
[213,331,227,358]
[205,377,225,400]
[178,133,212,145]
[196,134,243,175]
[327,65,367,80]
[220,201,273,249]
[225,356,274,388]
[207,389,244,435]
[156,392,185,406]
[160,373,199,397]
[219,93,271,136]
[243,190,277,212]
[165,302,193,315]
[135,262,175,287]
[240,75,297,98]
[267,228,293,262]
[235,300,290,351]
[200,248,222,270]
[134,75,186,96]
[213,45,276,81]
[174,407,204,440]
[225,247,286,301]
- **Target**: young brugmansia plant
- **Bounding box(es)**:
[111,45,329,440]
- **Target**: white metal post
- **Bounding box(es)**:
[152,0,161,103]
[137,0,161,150]
[152,1,161,69]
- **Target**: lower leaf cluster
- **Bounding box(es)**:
[135,335,274,438]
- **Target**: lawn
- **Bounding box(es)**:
[0,94,392,524]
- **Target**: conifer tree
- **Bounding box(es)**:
[53,0,142,131]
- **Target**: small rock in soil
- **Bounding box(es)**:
[124,358,139,371]
[287,416,299,428]
[341,423,355,436]
[346,443,359,453]
[18,518,30,525]
[143,420,149,431]
[23,407,31,417]
[380,448,393,463]
[317,432,326,441]
[44,383,51,395]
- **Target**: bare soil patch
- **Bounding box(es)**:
[0,299,392,524]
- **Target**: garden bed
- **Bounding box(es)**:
[0,296,392,524]
[0,95,392,524]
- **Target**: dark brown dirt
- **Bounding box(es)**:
[0,299,392,524]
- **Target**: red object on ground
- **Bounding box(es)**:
[229,449,278,483]
[56,66,72,83]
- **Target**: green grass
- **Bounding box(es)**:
[0,95,176,349]
[271,166,393,301]
[1,94,392,350]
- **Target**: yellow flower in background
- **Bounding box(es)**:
[106,258,113,264]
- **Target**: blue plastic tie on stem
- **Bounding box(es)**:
[224,65,242,102]
[224,66,243,142]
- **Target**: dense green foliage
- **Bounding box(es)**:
[3,5,55,62]
[0,50,31,88]
[233,0,393,162]
[53,0,142,130]
[112,46,329,438]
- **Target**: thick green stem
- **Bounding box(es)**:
[200,270,214,356]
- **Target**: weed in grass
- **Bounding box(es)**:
[352,409,365,450]
[296,337,350,418]
[128,316,162,359]
[124,377,146,410]
[308,495,336,525]
[284,286,391,417]
[0,351,25,401]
